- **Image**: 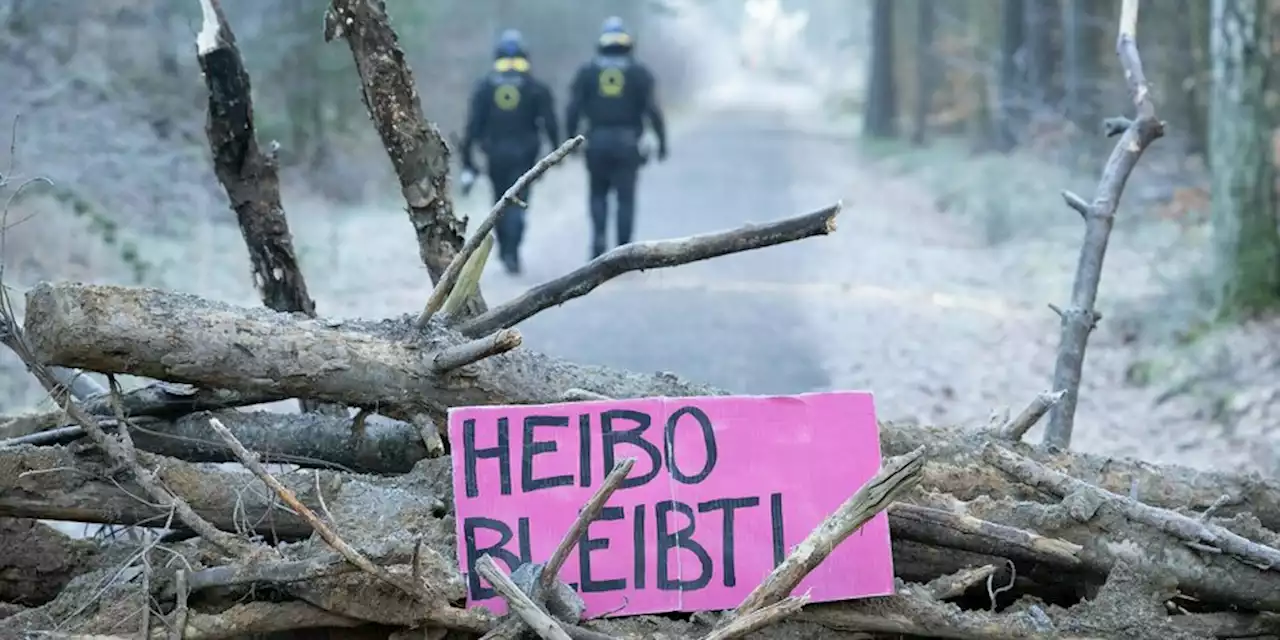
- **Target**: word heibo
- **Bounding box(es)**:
[448,391,893,617]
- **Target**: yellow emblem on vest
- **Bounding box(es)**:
[598,68,625,98]
[494,84,521,111]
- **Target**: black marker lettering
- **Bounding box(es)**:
[463,417,511,498]
[463,517,528,600]
[663,406,718,485]
[655,500,713,591]
[521,415,574,492]
[601,409,662,489]
[770,492,786,568]
[577,506,627,593]
[633,503,647,589]
[578,413,593,487]
[698,497,760,587]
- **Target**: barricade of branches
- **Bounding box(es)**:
[1,1,1277,639]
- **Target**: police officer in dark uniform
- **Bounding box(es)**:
[460,29,560,275]
[565,16,668,259]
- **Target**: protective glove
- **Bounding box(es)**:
[458,166,478,196]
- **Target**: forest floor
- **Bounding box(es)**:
[4,62,1278,486]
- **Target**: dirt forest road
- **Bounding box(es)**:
[303,72,1059,424]
[147,69,1251,474]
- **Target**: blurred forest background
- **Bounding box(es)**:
[5,0,1280,476]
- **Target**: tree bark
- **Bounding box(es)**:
[1025,0,1061,110]
[21,282,722,426]
[863,0,898,138]
[196,0,345,417]
[996,0,1027,151]
[323,0,488,320]
[1209,0,1280,316]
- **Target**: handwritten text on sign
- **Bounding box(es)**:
[449,391,893,617]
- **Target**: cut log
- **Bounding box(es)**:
[2,410,426,474]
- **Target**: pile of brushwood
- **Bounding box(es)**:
[1,1,1278,638]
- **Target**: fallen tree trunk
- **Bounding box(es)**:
[0,444,418,537]
[21,282,722,423]
[1,410,426,474]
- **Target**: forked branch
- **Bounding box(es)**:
[1043,0,1164,449]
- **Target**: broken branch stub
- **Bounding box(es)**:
[1044,0,1164,450]
[196,0,344,417]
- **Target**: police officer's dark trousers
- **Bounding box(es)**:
[585,128,642,258]
[486,155,535,270]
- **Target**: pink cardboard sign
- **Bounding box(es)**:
[448,391,893,618]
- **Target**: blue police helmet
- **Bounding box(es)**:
[598,16,633,48]
[495,28,525,57]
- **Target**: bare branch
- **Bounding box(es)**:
[432,328,523,373]
[475,555,574,640]
[323,0,487,319]
[734,446,927,615]
[1044,0,1164,449]
[418,136,583,327]
[984,443,1280,571]
[997,389,1066,441]
[458,202,843,337]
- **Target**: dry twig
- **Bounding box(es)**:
[923,565,998,601]
[204,416,489,632]
[0,285,252,557]
[997,389,1065,441]
[1044,0,1164,449]
[700,596,809,640]
[418,136,584,327]
[458,203,843,337]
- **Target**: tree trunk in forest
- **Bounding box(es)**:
[996,0,1027,151]
[911,0,938,146]
[1209,0,1280,317]
[863,0,898,138]
[1025,0,1061,111]
[1173,0,1208,159]
[1061,0,1101,136]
